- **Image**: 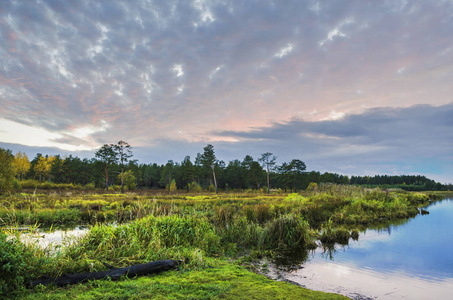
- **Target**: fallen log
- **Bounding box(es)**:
[31,259,181,287]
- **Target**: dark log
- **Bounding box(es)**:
[31,260,181,287]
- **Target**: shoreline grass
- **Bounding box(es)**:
[15,262,347,300]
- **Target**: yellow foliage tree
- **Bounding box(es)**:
[46,156,56,181]
[34,156,47,182]
[34,155,55,182]
[13,151,30,180]
[0,148,15,192]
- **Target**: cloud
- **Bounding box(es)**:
[0,1,452,182]
[173,64,184,78]
[211,103,453,179]
[318,17,355,46]
[275,44,294,58]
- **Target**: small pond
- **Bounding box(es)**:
[10,226,89,249]
[282,198,453,299]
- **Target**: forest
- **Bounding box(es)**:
[0,141,450,194]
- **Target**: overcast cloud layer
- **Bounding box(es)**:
[0,0,452,183]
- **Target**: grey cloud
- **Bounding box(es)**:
[213,103,453,163]
[50,134,97,148]
[0,0,452,183]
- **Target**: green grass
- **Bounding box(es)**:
[16,262,346,300]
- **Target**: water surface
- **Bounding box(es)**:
[17,226,88,249]
[285,198,453,299]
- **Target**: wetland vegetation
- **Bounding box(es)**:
[1,184,447,299]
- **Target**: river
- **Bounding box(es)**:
[281,198,453,299]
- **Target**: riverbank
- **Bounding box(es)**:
[13,261,348,300]
[259,198,453,299]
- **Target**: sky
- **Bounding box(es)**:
[0,0,452,183]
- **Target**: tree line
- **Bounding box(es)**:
[0,142,450,193]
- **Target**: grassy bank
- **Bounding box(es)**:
[0,184,443,298]
[17,262,346,300]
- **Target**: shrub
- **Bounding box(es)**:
[283,193,307,203]
[12,180,21,190]
[84,183,96,190]
[40,182,55,189]
[19,180,38,189]
[169,179,177,193]
[188,181,202,192]
[319,220,352,245]
[306,182,318,191]
[0,232,35,296]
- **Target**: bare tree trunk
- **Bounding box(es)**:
[105,166,109,191]
[121,167,124,193]
[212,164,218,194]
[267,164,270,194]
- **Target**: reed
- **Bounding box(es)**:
[259,214,316,251]
[64,214,221,267]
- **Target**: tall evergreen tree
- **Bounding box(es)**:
[201,144,218,193]
[114,141,133,193]
[95,144,117,190]
[259,152,277,194]
[159,160,174,188]
[180,156,194,190]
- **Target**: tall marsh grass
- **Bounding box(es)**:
[259,214,316,251]
[66,215,221,264]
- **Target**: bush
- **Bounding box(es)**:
[306,182,318,191]
[19,180,39,189]
[188,181,202,192]
[0,232,34,296]
[41,181,55,189]
[84,183,95,190]
[169,179,177,193]
[283,193,307,203]
[319,220,352,245]
[12,180,21,190]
